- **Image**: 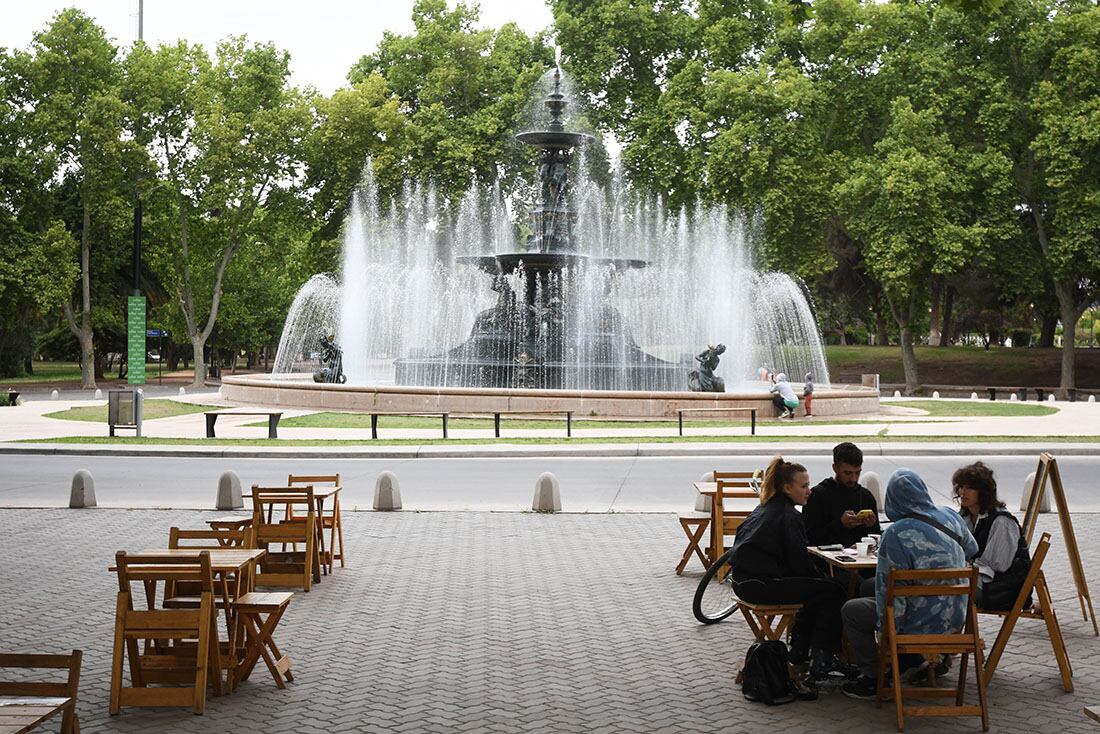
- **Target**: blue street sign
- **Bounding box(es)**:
[146,329,168,338]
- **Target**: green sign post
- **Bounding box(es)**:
[127,295,146,385]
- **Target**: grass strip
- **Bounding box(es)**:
[888,400,1057,417]
[44,399,220,423]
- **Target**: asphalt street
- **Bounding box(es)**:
[2,453,1096,512]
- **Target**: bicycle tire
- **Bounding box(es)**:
[692,547,740,624]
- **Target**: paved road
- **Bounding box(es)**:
[4,453,1097,511]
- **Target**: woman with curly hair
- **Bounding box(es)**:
[953,461,1032,610]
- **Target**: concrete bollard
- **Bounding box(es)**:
[1010,393,1018,401]
[51,389,59,400]
[932,391,940,399]
[179,387,187,396]
[695,471,714,512]
[971,392,978,400]
[862,471,883,509]
[1019,471,1051,513]
[94,388,102,400]
[374,471,402,510]
[1047,394,1056,402]
[1090,395,1096,403]
[532,472,561,513]
[216,471,243,510]
[893,390,902,398]
[69,470,96,508]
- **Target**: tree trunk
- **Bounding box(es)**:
[1055,284,1084,398]
[928,276,943,346]
[875,312,890,346]
[65,202,97,390]
[888,293,921,394]
[191,335,206,387]
[23,356,33,375]
[1038,313,1058,348]
[940,285,954,346]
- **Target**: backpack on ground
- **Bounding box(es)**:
[740,640,798,705]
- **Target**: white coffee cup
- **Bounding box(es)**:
[856,541,872,557]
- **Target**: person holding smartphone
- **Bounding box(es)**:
[803,442,881,551]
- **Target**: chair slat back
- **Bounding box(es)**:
[288,473,339,487]
[0,650,81,700]
[115,551,215,593]
[252,485,316,515]
[169,526,251,549]
[885,567,978,604]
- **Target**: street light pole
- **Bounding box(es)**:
[127,0,147,387]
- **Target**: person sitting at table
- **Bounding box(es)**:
[804,442,881,549]
[953,461,1032,611]
[840,468,979,700]
[729,456,856,683]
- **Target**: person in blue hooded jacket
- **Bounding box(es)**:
[841,468,978,699]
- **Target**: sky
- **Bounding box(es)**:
[0,0,557,94]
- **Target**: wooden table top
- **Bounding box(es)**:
[693,483,762,513]
[110,548,265,573]
[807,545,877,570]
[0,697,70,734]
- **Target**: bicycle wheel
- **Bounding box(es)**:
[692,547,740,624]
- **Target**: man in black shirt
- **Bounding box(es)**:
[804,442,881,549]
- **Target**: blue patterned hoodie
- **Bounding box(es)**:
[875,469,979,634]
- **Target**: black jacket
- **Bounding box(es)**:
[730,494,820,580]
[803,477,881,548]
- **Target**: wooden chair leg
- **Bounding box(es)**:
[1037,574,1074,692]
[109,594,128,715]
[889,632,905,731]
[335,503,346,568]
[955,652,968,706]
[676,520,708,575]
[193,600,212,714]
[973,634,990,731]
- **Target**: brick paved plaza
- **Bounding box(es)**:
[4,509,1098,733]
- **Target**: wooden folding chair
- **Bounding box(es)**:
[676,514,710,574]
[733,601,802,684]
[109,551,222,715]
[706,471,759,566]
[876,567,989,732]
[288,473,345,572]
[981,532,1073,692]
[0,649,82,733]
[232,592,294,689]
[251,486,318,592]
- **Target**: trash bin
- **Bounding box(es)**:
[108,390,143,437]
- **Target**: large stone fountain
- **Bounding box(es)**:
[393,70,682,391]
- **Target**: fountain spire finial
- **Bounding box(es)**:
[545,67,566,132]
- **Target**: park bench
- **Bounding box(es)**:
[205,410,283,439]
[677,407,757,436]
[4,389,18,406]
[368,412,449,439]
[491,410,572,438]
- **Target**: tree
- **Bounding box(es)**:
[18,9,129,388]
[125,38,312,387]
[1025,2,1100,395]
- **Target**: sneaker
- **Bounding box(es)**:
[809,651,860,682]
[842,675,878,700]
[934,654,952,677]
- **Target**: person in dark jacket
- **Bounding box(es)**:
[803,442,881,549]
[730,456,854,682]
[953,462,1032,610]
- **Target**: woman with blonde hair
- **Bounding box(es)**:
[727,456,853,682]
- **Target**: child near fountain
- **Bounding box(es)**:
[804,373,814,417]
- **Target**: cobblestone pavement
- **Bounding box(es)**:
[3,509,1098,733]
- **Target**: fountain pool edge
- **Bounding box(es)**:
[220,375,880,418]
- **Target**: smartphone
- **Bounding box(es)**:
[836,555,857,563]
[857,509,875,519]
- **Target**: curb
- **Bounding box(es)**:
[2,442,1099,459]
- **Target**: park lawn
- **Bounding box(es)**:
[255,412,912,430]
[25,434,1100,446]
[825,344,1100,389]
[44,399,220,422]
[2,361,168,385]
[889,400,1058,417]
